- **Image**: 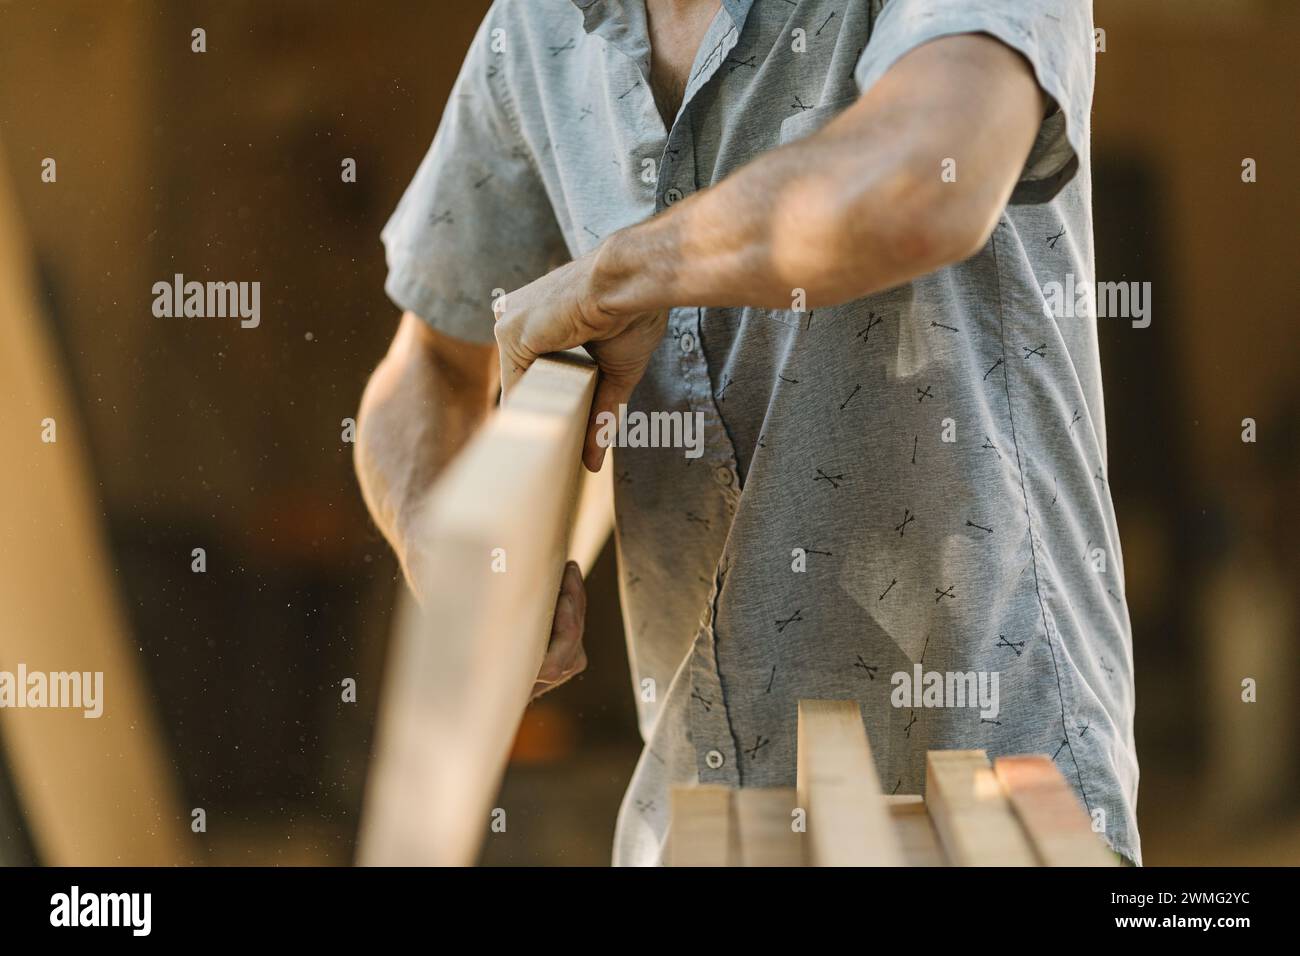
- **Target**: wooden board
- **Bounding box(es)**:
[0,147,192,865]
[734,787,804,866]
[925,750,1037,866]
[885,794,947,867]
[669,785,736,866]
[994,755,1117,866]
[358,352,597,866]
[796,699,902,866]
[569,446,613,575]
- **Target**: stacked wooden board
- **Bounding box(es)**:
[669,700,1116,867]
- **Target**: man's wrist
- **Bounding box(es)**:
[589,222,667,318]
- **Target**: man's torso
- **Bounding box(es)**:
[453,0,1140,865]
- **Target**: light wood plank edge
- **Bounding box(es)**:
[569,452,613,575]
[993,755,1118,866]
[796,699,902,866]
[358,354,596,866]
[885,795,948,867]
[734,787,805,867]
[925,750,1039,866]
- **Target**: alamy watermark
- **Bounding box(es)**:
[594,404,705,459]
[891,665,1000,720]
[50,886,150,936]
[1041,272,1151,328]
[0,664,103,718]
[152,273,261,328]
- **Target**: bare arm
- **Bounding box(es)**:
[493,33,1048,469]
[354,311,497,586]
[593,34,1046,314]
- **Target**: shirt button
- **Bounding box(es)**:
[713,466,732,487]
[664,187,684,205]
[679,332,696,353]
[705,749,725,770]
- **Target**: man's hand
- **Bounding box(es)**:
[493,252,667,472]
[530,560,589,700]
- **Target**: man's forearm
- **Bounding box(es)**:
[355,314,495,576]
[589,34,1042,318]
[592,125,948,315]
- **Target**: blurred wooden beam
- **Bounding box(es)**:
[669,785,736,866]
[796,699,901,866]
[994,755,1117,866]
[925,750,1037,866]
[734,787,803,866]
[885,794,947,867]
[358,352,597,866]
[0,146,192,865]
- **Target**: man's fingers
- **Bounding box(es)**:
[496,316,587,399]
[493,298,539,399]
[494,271,595,398]
[495,331,535,400]
[532,643,589,700]
[562,560,586,622]
[530,562,587,700]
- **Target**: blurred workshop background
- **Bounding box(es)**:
[0,0,1295,866]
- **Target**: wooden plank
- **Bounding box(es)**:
[925,750,1038,866]
[669,785,736,866]
[569,451,613,575]
[0,147,192,865]
[358,352,597,866]
[734,787,804,866]
[885,795,947,867]
[796,699,901,866]
[994,755,1118,866]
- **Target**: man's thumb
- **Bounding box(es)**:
[583,370,641,472]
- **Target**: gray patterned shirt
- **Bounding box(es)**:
[382,0,1140,865]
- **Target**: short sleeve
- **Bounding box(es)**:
[855,0,1095,205]
[380,8,569,344]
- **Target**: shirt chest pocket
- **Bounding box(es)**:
[753,98,858,331]
[777,97,856,145]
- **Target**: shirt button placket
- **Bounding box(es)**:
[658,125,740,788]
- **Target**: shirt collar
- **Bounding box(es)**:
[571,0,755,41]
